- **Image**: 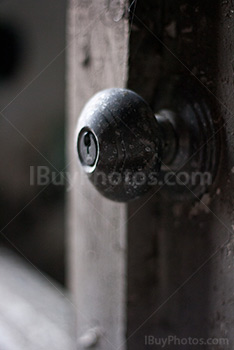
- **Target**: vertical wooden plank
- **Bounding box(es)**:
[126,1,234,349]
[67,1,129,348]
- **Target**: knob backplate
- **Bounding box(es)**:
[154,77,220,200]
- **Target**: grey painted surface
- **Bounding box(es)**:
[67,0,129,349]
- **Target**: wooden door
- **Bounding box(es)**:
[67,1,234,349]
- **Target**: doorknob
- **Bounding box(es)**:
[76,85,218,202]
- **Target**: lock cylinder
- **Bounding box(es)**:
[78,129,99,170]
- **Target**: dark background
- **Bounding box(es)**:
[0,0,67,284]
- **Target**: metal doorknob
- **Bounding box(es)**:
[76,86,218,202]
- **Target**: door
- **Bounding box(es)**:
[67,1,234,349]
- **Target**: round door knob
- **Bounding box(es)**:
[76,86,218,202]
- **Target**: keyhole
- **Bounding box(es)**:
[84,132,91,154]
[78,129,98,167]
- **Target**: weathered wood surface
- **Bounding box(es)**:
[127,1,234,349]
[67,0,129,349]
[68,0,234,349]
[0,249,76,350]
